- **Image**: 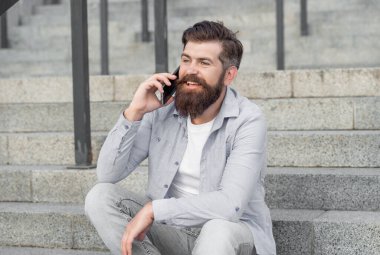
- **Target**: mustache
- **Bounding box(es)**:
[177,74,207,87]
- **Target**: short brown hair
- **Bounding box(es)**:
[182,20,243,69]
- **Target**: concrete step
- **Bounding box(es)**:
[1,68,379,103]
[0,58,156,78]
[286,49,380,70]
[8,21,142,48]
[0,97,378,133]
[308,9,380,25]
[0,202,379,255]
[285,0,380,12]
[287,35,380,52]
[1,166,379,212]
[0,202,107,251]
[0,165,147,204]
[0,42,155,64]
[309,23,380,37]
[0,131,379,166]
[266,167,380,211]
[271,209,380,255]
[0,246,111,255]
[267,130,380,167]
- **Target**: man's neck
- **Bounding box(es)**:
[190,88,227,125]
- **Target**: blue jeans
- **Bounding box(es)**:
[85,183,256,255]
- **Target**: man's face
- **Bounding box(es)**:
[175,41,226,118]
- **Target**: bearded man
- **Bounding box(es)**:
[85,20,276,255]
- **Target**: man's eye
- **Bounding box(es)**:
[182,58,190,63]
[201,61,210,65]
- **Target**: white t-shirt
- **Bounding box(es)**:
[168,116,215,198]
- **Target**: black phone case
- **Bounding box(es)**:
[161,66,180,104]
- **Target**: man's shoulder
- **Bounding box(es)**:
[230,88,265,121]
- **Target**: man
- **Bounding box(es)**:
[85,20,276,255]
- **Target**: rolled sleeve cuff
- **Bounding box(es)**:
[152,198,176,224]
[115,113,141,133]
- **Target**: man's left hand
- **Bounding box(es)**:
[121,202,154,255]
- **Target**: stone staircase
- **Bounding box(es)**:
[1,0,380,78]
[0,68,379,254]
[1,0,380,254]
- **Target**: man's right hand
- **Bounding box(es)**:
[124,73,177,121]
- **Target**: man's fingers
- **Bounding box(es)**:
[121,234,133,255]
[121,235,127,255]
[126,237,133,255]
[152,80,165,93]
[153,73,177,86]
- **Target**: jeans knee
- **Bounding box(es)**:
[201,219,235,241]
[85,183,117,218]
[193,219,254,255]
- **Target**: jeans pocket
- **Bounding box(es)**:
[116,198,144,217]
[181,227,201,238]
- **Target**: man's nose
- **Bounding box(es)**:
[185,63,198,75]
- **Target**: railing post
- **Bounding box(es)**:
[0,0,19,16]
[100,0,109,75]
[0,13,9,48]
[300,0,308,36]
[70,0,94,168]
[154,0,168,72]
[275,0,285,70]
[141,0,150,42]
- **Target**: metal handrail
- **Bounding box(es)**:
[301,0,309,36]
[141,0,150,42]
[0,0,19,48]
[0,13,9,48]
[70,0,93,167]
[154,0,168,72]
[275,0,285,70]
[100,0,109,75]
[276,0,309,70]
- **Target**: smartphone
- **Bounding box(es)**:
[161,66,180,105]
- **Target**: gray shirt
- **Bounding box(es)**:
[97,87,276,254]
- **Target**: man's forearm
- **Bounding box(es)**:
[96,114,141,183]
[124,106,145,122]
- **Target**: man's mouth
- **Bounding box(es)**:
[186,81,201,86]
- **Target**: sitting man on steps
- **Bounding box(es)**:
[85,20,276,255]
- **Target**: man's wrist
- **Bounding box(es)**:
[123,107,144,122]
[145,202,154,221]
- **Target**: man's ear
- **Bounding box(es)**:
[224,66,238,86]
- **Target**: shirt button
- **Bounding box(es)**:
[157,137,161,142]
[174,161,179,166]
[235,207,240,212]
[164,184,168,188]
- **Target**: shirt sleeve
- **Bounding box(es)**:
[152,110,267,227]
[97,112,153,183]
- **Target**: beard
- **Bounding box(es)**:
[174,71,225,119]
